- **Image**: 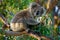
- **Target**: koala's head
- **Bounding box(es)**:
[29,2,46,23]
[29,2,46,18]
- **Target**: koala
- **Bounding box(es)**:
[10,2,45,32]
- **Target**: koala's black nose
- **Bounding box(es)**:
[36,11,40,15]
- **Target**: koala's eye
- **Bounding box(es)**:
[36,11,40,15]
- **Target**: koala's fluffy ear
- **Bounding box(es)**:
[29,2,40,9]
[26,18,39,25]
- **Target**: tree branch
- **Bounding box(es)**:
[46,0,58,13]
[0,13,10,31]
[4,30,51,40]
[0,14,10,26]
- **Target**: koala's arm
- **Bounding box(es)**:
[26,18,39,25]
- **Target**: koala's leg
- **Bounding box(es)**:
[10,18,27,32]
